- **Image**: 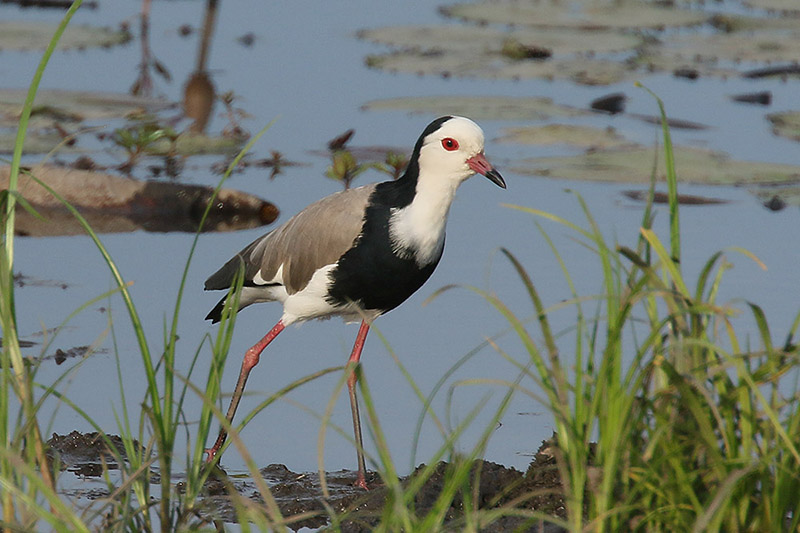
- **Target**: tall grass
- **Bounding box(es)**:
[0,2,287,529]
[487,86,800,531]
[0,1,84,530]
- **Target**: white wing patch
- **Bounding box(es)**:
[253,264,284,286]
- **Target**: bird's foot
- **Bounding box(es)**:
[204,447,218,465]
[353,473,369,491]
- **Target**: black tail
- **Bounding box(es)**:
[205,296,227,324]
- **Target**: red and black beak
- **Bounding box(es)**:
[467,152,506,189]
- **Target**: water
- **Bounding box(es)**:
[3,0,799,482]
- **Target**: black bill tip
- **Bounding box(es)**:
[485,169,506,189]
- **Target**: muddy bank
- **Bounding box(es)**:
[202,456,567,532]
[48,431,567,531]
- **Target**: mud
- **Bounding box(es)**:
[47,431,135,478]
[202,455,567,532]
[48,431,567,531]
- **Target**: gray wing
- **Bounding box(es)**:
[205,184,376,294]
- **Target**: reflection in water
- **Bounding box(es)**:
[183,71,215,134]
[2,165,278,236]
[130,0,173,97]
[183,0,219,133]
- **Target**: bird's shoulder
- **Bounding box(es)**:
[252,183,378,293]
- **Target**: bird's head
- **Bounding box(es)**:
[414,116,506,189]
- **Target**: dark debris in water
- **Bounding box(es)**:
[590,92,626,115]
[2,0,98,8]
[730,91,772,106]
[0,337,36,348]
[14,272,69,290]
[763,195,787,211]
[49,345,100,365]
[628,113,710,131]
[623,190,729,206]
[0,344,103,367]
[210,150,303,180]
[673,67,700,80]
[742,64,800,80]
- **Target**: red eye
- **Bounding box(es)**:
[441,138,459,151]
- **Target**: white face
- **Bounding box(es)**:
[416,116,486,184]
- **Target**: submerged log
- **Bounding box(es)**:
[0,165,278,236]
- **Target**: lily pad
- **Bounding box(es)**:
[367,51,632,84]
[361,24,641,85]
[752,185,800,209]
[0,132,82,155]
[499,125,633,149]
[0,21,130,51]
[145,132,248,156]
[358,25,640,56]
[638,30,800,73]
[514,146,800,185]
[0,89,173,126]
[440,1,708,30]
[742,0,800,14]
[363,96,587,121]
[767,111,800,142]
[708,14,800,33]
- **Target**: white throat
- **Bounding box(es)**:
[388,170,461,266]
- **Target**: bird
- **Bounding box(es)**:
[203,115,505,489]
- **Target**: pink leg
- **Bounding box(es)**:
[347,320,370,489]
[205,319,286,464]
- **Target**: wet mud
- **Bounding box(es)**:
[47,431,134,478]
[49,431,567,531]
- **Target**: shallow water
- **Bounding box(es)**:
[3,0,799,493]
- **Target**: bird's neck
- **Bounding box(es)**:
[387,169,460,266]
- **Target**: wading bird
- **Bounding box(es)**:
[203,116,505,489]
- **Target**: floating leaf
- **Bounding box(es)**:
[0,21,130,51]
[363,96,586,121]
[637,31,800,74]
[708,13,800,33]
[515,146,800,185]
[144,132,248,156]
[0,89,173,126]
[742,0,800,14]
[499,125,633,149]
[362,3,800,83]
[0,132,82,154]
[751,185,800,210]
[367,52,632,84]
[359,25,639,56]
[360,24,641,85]
[440,1,708,30]
[767,111,800,142]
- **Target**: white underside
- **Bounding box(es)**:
[243,263,379,326]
